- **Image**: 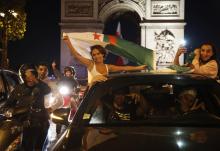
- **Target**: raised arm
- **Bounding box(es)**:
[108,64,147,72]
[51,61,62,80]
[63,36,92,67]
[173,47,187,65]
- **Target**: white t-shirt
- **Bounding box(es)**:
[87,63,109,84]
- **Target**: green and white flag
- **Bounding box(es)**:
[64,32,156,70]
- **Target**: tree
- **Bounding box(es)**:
[0,0,26,68]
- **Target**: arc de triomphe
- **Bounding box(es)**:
[60,0,185,80]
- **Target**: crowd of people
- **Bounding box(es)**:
[1,60,81,150]
[0,34,219,150]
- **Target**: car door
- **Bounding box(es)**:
[0,70,21,108]
[0,71,7,105]
[2,70,21,95]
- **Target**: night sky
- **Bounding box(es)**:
[7,0,220,72]
[8,0,61,71]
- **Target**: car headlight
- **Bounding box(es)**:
[59,85,70,95]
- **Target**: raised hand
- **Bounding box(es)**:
[176,46,187,57]
[51,61,56,70]
[137,65,147,70]
[194,48,200,58]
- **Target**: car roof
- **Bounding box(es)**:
[0,68,18,75]
[86,72,218,94]
[106,72,214,83]
[108,71,207,78]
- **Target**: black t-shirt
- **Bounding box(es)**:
[6,80,51,120]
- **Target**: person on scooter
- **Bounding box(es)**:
[52,62,79,87]
[3,64,51,150]
[52,62,80,108]
[60,66,79,91]
[52,64,80,135]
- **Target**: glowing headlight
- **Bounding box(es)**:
[175,130,183,136]
[59,85,70,95]
[5,110,13,118]
[176,139,185,148]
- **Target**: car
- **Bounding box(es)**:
[52,72,220,151]
[0,68,22,108]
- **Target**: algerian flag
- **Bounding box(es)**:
[64,32,155,70]
[115,22,129,65]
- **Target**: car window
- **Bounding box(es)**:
[88,83,220,124]
[0,75,6,102]
[0,75,5,93]
[3,71,20,93]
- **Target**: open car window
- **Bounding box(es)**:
[88,83,220,125]
[3,71,20,93]
[0,75,6,102]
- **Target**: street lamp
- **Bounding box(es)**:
[0,12,5,17]
[9,10,18,17]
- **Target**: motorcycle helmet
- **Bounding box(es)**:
[19,64,38,82]
[64,66,75,76]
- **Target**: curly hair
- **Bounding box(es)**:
[90,45,107,59]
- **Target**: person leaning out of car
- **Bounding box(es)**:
[63,35,147,85]
[174,42,219,79]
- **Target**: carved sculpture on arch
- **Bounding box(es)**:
[98,0,145,22]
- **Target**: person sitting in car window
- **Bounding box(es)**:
[174,42,219,79]
[177,88,206,114]
[110,87,147,121]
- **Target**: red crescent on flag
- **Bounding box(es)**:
[108,35,117,45]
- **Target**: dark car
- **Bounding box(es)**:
[0,68,22,108]
[52,73,220,151]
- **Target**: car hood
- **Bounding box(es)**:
[82,126,220,151]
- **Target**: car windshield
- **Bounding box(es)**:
[88,83,220,125]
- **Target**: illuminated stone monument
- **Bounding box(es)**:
[60,0,185,79]
[141,0,185,69]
